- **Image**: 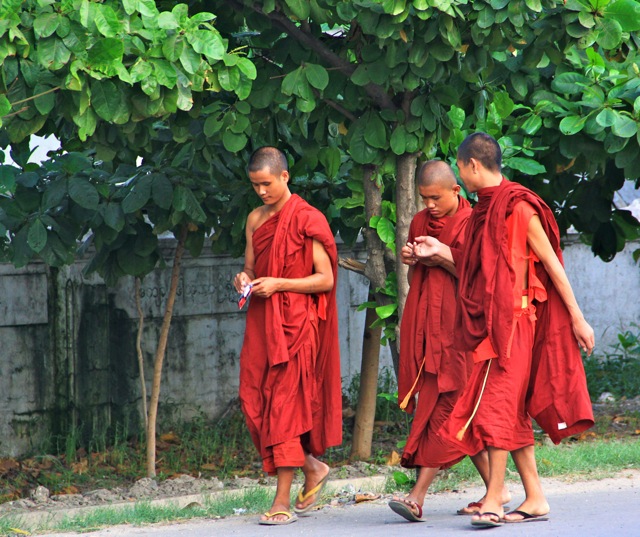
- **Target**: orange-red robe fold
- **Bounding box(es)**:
[443,180,593,453]
[398,197,473,468]
[239,195,342,471]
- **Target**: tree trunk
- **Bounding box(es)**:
[362,166,396,365]
[350,291,382,461]
[346,165,392,459]
[393,152,418,372]
[145,225,188,478]
[135,277,148,430]
[395,152,417,325]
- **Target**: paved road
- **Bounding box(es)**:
[40,471,639,537]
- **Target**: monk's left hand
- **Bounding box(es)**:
[251,277,281,298]
[572,317,595,356]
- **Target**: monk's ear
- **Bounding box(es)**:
[452,184,461,195]
[469,157,480,174]
[280,170,290,183]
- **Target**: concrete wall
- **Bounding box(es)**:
[0,238,636,457]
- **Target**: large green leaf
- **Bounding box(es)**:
[521,114,542,135]
[364,113,387,149]
[611,113,638,138]
[122,176,153,213]
[304,63,329,90]
[151,174,174,210]
[595,18,623,50]
[560,115,587,135]
[68,177,99,210]
[390,125,407,155]
[376,302,397,320]
[376,216,395,246]
[91,80,120,121]
[349,120,378,164]
[551,72,591,94]
[27,218,47,253]
[222,130,248,152]
[36,37,71,71]
[183,189,206,223]
[505,157,546,175]
[605,0,640,31]
[93,4,121,38]
[33,12,60,39]
[0,94,11,117]
[104,202,125,231]
[596,108,617,127]
[87,38,124,66]
[33,83,56,115]
[187,29,225,61]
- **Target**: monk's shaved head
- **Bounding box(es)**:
[248,146,289,176]
[457,132,502,173]
[417,160,458,188]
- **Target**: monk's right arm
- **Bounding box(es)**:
[233,212,257,293]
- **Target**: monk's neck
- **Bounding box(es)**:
[263,191,292,217]
[476,173,503,190]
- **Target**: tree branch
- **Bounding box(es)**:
[228,0,397,112]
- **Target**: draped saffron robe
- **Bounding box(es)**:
[398,197,473,468]
[441,180,593,453]
[239,195,342,471]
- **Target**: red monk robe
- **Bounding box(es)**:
[441,180,593,454]
[239,194,342,474]
[398,196,473,468]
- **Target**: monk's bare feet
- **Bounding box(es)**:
[457,486,512,515]
[503,499,550,522]
[294,458,330,513]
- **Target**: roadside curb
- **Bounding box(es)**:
[1,475,389,531]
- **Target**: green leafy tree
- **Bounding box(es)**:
[0,0,256,477]
[2,0,640,465]
[204,0,640,458]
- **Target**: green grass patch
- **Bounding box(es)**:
[0,488,276,536]
[387,437,640,494]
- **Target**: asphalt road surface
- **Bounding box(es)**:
[40,470,639,537]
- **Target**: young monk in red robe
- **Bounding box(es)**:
[389,160,511,522]
[233,147,341,526]
[425,133,595,528]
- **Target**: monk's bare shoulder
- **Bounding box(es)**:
[246,206,268,234]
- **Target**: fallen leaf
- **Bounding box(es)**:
[160,432,181,444]
[0,458,20,475]
[355,492,381,503]
[71,459,88,475]
[385,450,401,466]
[201,463,216,471]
